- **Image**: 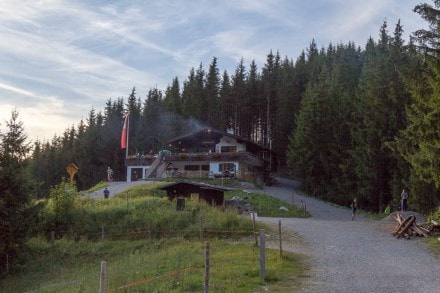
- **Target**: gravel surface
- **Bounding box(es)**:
[256,178,440,293]
[87,180,158,199]
[87,179,440,292]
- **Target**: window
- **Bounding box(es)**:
[221,146,237,153]
[219,163,235,172]
[184,165,200,171]
[201,165,209,171]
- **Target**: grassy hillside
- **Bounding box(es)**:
[0,181,310,292]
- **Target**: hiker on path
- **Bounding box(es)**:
[103,187,110,199]
[107,167,113,182]
[401,188,408,211]
[351,198,357,221]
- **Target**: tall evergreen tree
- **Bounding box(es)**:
[163,77,185,137]
[0,110,34,270]
[246,60,262,142]
[204,57,222,128]
[392,0,440,211]
[138,88,165,153]
[261,50,281,148]
[230,59,247,135]
[181,64,205,123]
[351,21,412,211]
[219,70,232,131]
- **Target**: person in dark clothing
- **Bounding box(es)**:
[401,188,408,211]
[103,187,110,199]
[351,198,357,221]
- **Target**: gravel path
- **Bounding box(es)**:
[87,180,158,199]
[256,178,440,293]
[87,179,439,292]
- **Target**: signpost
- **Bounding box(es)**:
[65,163,79,184]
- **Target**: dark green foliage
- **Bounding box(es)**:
[389,1,440,211]
[288,42,362,205]
[350,21,413,211]
[43,179,79,238]
[0,110,35,273]
[23,10,440,216]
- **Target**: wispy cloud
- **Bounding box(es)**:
[0,82,35,97]
[0,0,427,142]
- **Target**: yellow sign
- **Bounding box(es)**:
[65,163,79,183]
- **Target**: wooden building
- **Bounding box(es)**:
[158,181,231,206]
[125,127,276,185]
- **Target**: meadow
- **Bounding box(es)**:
[1,181,310,292]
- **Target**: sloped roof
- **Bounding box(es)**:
[158,180,233,192]
[167,128,272,153]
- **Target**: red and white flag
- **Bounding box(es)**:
[121,114,128,149]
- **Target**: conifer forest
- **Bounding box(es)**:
[1,0,440,268]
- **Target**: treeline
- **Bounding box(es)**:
[4,3,440,209]
[288,1,440,214]
[1,0,440,273]
[29,5,440,213]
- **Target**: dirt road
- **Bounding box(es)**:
[88,179,439,292]
[257,178,440,293]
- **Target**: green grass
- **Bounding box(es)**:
[225,190,310,218]
[0,180,311,292]
[1,238,308,292]
[426,234,440,256]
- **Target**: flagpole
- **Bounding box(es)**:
[126,114,129,158]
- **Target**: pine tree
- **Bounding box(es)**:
[391,1,440,211]
[230,59,247,135]
[351,21,413,211]
[0,110,34,270]
[205,57,222,128]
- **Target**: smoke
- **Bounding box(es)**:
[157,111,209,141]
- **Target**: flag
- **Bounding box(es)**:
[121,114,128,149]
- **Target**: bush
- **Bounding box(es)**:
[428,206,440,222]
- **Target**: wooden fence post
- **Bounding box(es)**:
[259,229,266,280]
[204,241,210,293]
[101,225,105,241]
[99,260,106,293]
[278,220,283,257]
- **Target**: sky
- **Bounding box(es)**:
[0,0,429,143]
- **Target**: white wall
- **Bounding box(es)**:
[215,136,246,152]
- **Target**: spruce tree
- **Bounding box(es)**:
[392,0,440,211]
[0,110,34,270]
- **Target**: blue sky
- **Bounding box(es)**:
[0,0,428,142]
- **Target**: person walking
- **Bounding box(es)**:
[103,187,110,199]
[351,198,357,221]
[107,167,113,182]
[401,188,408,211]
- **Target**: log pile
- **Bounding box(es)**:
[391,213,438,239]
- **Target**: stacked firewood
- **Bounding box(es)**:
[391,213,438,239]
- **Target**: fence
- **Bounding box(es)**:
[19,219,289,293]
[44,214,259,242]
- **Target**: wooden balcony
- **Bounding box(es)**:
[164,151,264,167]
[125,152,265,167]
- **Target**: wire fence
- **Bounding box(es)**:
[42,214,258,243]
[17,218,288,293]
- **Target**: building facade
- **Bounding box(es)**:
[124,128,276,185]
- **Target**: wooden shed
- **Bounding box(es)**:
[158,181,231,206]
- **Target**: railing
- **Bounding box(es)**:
[125,152,265,168]
[163,151,264,166]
